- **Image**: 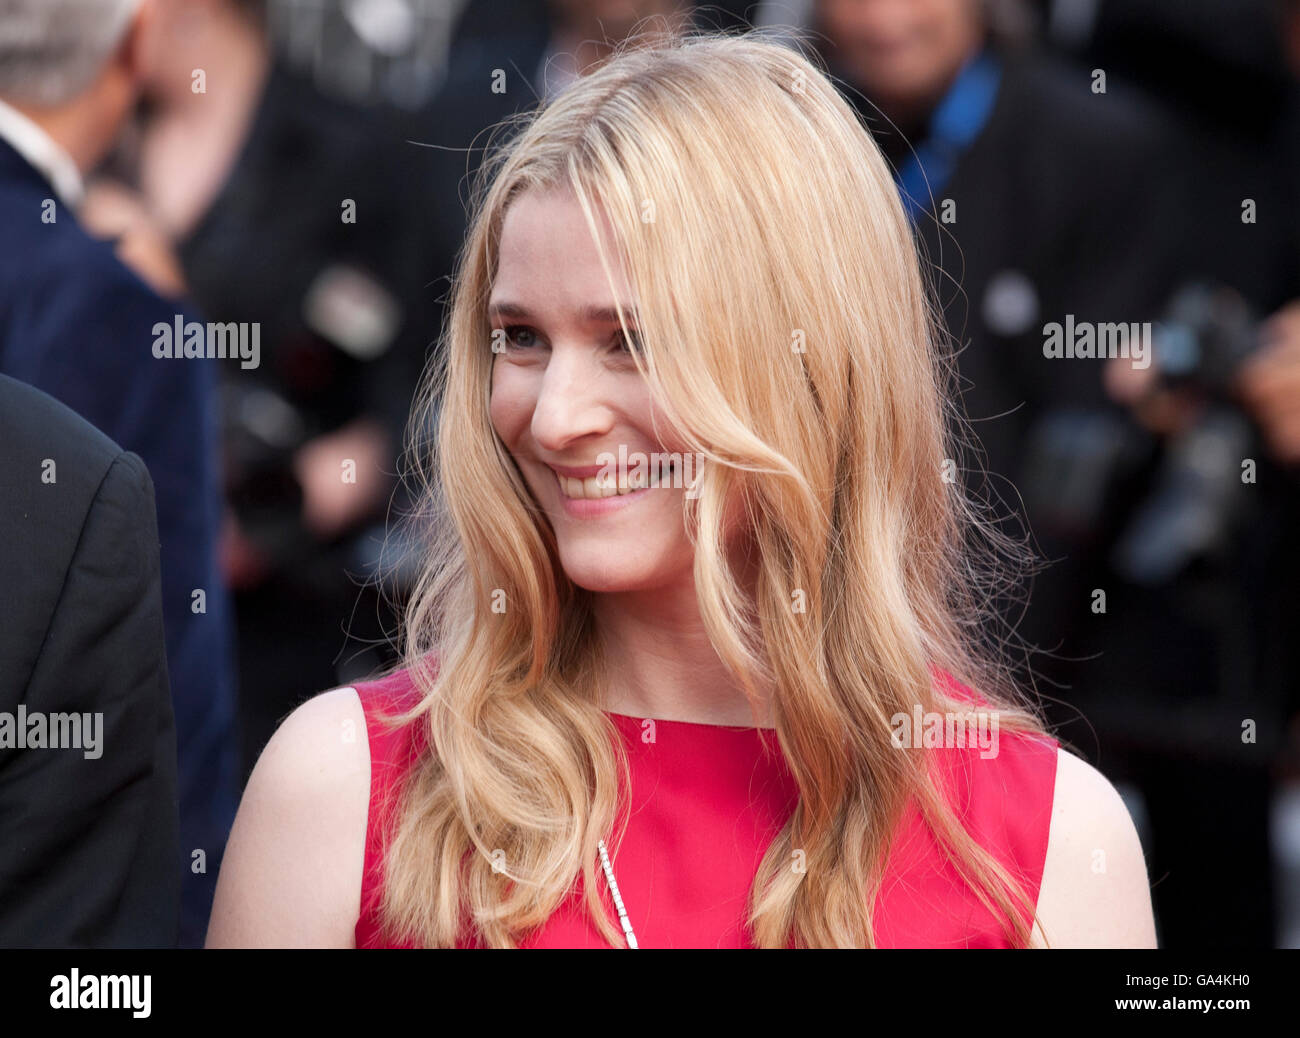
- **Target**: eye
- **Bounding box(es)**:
[615,328,644,356]
[497,325,541,350]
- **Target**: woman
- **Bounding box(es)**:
[207,31,1156,948]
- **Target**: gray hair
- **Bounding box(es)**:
[0,0,143,106]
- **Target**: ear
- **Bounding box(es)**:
[117,0,159,88]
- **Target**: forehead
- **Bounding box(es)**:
[490,186,637,317]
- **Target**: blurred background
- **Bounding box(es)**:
[2,0,1297,947]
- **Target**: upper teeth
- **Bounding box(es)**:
[556,464,675,499]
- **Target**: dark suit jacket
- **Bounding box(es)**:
[0,137,237,945]
[0,374,179,946]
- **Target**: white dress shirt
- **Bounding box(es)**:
[0,97,85,209]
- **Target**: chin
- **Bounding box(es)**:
[554,537,686,594]
[556,553,663,594]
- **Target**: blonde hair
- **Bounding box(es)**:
[379,27,1052,948]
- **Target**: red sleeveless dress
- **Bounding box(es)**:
[352,668,1058,948]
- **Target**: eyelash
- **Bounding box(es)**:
[497,324,642,355]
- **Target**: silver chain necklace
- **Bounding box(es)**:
[596,839,638,948]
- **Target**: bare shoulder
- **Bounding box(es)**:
[206,686,371,948]
[1029,747,1157,948]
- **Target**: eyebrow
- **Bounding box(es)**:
[487,301,639,324]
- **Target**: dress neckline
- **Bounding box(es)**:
[604,710,775,733]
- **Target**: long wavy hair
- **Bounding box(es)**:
[378,27,1053,949]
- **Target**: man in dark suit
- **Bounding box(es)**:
[0,0,237,946]
[0,374,179,947]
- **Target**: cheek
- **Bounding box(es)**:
[637,391,686,453]
[489,360,536,446]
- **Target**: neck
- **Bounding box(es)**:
[881,49,982,132]
[593,539,773,729]
[6,92,114,176]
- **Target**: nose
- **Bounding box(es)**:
[529,344,615,452]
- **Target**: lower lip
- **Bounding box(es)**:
[553,470,656,518]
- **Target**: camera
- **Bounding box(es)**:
[1017,282,1264,586]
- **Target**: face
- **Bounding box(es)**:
[134,0,217,101]
[488,186,697,594]
[816,0,984,113]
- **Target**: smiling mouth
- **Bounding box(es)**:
[554,462,677,500]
